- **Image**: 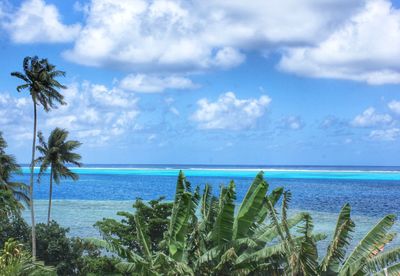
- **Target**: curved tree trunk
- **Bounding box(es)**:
[47,166,53,225]
[30,102,37,259]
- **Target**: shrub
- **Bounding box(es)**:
[0,211,30,248]
[36,221,118,275]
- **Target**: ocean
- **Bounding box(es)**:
[16,165,400,250]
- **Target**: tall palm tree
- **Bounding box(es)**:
[11,56,67,258]
[36,128,82,224]
[0,132,29,208]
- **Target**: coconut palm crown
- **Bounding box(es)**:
[36,128,82,224]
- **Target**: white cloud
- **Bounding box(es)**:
[213,47,246,69]
[369,128,400,141]
[279,0,400,85]
[280,116,304,130]
[6,0,399,85]
[63,0,362,72]
[388,100,400,115]
[192,92,271,130]
[119,74,197,93]
[0,81,141,147]
[48,82,140,146]
[147,134,157,142]
[0,93,31,127]
[351,107,392,127]
[169,107,180,116]
[3,0,81,43]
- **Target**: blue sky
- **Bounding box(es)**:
[1,0,400,165]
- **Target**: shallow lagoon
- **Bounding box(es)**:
[18,166,400,250]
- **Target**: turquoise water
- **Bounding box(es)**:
[17,165,400,250]
[21,166,400,180]
[25,200,400,252]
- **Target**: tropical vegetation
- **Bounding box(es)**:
[0,239,54,276]
[0,132,29,208]
[36,128,82,224]
[90,171,400,276]
[11,56,67,258]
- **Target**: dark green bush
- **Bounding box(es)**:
[95,197,173,254]
[36,221,118,275]
[0,212,30,248]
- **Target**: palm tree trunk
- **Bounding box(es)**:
[30,102,37,259]
[47,166,53,225]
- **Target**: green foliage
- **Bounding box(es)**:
[11,56,67,111]
[36,128,82,223]
[2,165,400,275]
[90,171,400,276]
[11,56,68,258]
[91,171,293,275]
[0,209,30,248]
[0,239,55,276]
[36,221,118,276]
[36,128,82,184]
[95,197,173,254]
[0,132,29,208]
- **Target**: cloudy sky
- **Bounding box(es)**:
[1,0,400,165]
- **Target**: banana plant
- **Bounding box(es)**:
[318,204,400,276]
[89,171,196,275]
[234,190,325,276]
[88,171,400,275]
[196,172,320,275]
[0,239,55,276]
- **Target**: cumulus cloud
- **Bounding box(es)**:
[192,92,271,130]
[6,0,399,85]
[49,82,140,145]
[119,74,197,93]
[369,128,400,141]
[62,0,363,72]
[0,93,32,142]
[388,100,400,115]
[351,107,392,127]
[3,0,81,43]
[0,82,140,147]
[279,0,400,85]
[280,116,305,130]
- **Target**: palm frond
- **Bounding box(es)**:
[340,214,396,275]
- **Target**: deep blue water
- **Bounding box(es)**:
[14,165,400,218]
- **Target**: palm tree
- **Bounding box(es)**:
[36,128,82,224]
[11,56,67,258]
[0,132,29,208]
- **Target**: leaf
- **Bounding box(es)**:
[211,181,236,247]
[340,214,397,275]
[257,187,284,224]
[233,172,268,239]
[320,204,355,274]
[86,238,145,263]
[254,212,308,244]
[372,262,400,276]
[365,247,400,274]
[168,192,193,261]
[134,214,152,259]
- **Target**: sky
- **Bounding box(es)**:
[1,0,400,166]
